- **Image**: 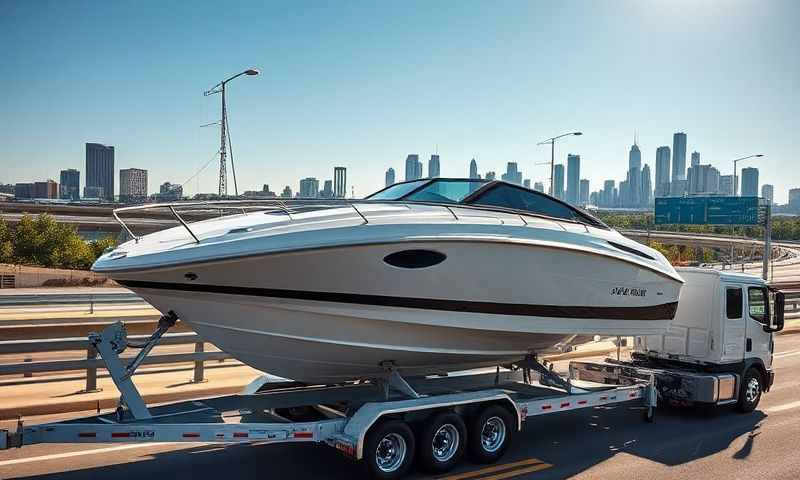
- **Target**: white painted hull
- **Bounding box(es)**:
[108,240,682,383]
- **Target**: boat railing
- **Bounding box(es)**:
[111,198,593,244]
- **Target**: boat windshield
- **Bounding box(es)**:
[404,179,486,203]
[367,179,429,200]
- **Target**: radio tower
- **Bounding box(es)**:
[204,68,260,197]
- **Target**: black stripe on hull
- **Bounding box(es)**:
[117,280,678,321]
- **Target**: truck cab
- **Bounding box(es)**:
[631,268,784,412]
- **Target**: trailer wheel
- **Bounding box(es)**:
[417,412,467,473]
[467,405,514,464]
[736,368,763,413]
[364,420,415,480]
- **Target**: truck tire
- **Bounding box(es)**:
[467,405,514,463]
[736,368,763,413]
[416,411,467,473]
[364,420,415,480]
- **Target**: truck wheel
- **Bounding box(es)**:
[736,368,763,413]
[364,420,415,480]
[417,412,466,473]
[467,405,514,463]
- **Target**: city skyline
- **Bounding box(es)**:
[1,1,798,202]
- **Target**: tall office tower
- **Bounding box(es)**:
[85,143,115,201]
[670,179,687,197]
[579,179,590,205]
[654,146,671,197]
[59,169,80,201]
[691,151,700,167]
[533,181,544,192]
[741,167,759,196]
[501,162,523,185]
[158,182,183,201]
[553,164,565,200]
[566,154,580,204]
[385,168,395,187]
[789,188,800,210]
[719,175,735,196]
[405,154,421,181]
[119,168,148,203]
[280,186,293,198]
[671,132,687,182]
[627,142,641,207]
[618,180,630,207]
[321,180,334,198]
[298,177,319,198]
[428,154,440,178]
[523,179,531,189]
[761,184,774,204]
[687,165,720,194]
[469,158,479,179]
[485,171,496,181]
[640,165,652,206]
[603,180,615,207]
[333,166,346,198]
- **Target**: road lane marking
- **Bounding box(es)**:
[437,458,550,480]
[773,350,800,359]
[765,400,800,413]
[0,443,170,467]
[480,463,552,480]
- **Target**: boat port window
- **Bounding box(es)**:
[404,179,486,203]
[726,287,743,319]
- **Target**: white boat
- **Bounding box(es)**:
[93,178,683,383]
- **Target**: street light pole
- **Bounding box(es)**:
[537,131,582,196]
[205,68,260,197]
[731,154,763,196]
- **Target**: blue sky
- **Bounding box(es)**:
[1,0,798,202]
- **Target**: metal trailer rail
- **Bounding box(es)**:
[0,317,656,478]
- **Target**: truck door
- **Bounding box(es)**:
[721,285,745,362]
[745,286,773,369]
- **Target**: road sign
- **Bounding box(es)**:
[654,196,762,225]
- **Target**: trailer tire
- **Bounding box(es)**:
[416,411,466,473]
[467,405,514,464]
[364,420,415,480]
[736,368,762,413]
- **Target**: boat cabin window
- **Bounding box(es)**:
[404,179,486,203]
[726,287,743,319]
[469,184,592,224]
[368,180,428,200]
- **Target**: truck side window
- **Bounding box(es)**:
[748,287,767,324]
[726,287,742,319]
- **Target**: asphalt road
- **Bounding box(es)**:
[2,334,799,480]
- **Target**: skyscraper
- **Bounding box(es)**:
[86,143,115,201]
[566,154,580,205]
[687,164,720,194]
[719,175,735,196]
[321,179,334,198]
[671,132,687,182]
[789,188,800,210]
[761,184,774,204]
[428,154,440,178]
[691,151,700,167]
[602,180,615,207]
[533,181,544,192]
[628,143,641,207]
[579,179,590,205]
[485,171,496,181]
[469,158,479,179]
[59,169,80,201]
[523,179,531,189]
[501,162,522,185]
[385,168,395,187]
[119,168,148,203]
[655,146,671,197]
[333,166,346,198]
[741,167,759,196]
[405,154,421,181]
[640,164,652,206]
[553,164,565,200]
[299,177,319,198]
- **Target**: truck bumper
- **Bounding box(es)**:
[766,370,775,391]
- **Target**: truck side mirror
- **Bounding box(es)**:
[775,291,785,332]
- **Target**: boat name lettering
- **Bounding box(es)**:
[610,287,647,297]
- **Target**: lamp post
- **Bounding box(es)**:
[205,68,260,197]
[537,132,582,196]
[732,154,763,196]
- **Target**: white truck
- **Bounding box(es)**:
[0,268,785,479]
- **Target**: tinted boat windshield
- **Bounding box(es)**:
[367,179,428,200]
[404,179,486,203]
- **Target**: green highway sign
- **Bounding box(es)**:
[654,196,763,225]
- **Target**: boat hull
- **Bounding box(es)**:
[111,240,681,383]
